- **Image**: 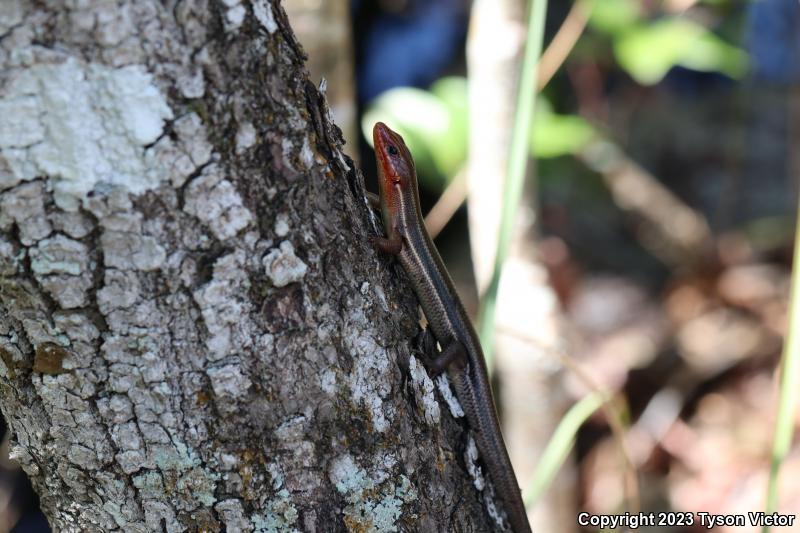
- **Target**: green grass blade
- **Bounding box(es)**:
[763,200,800,531]
[525,392,605,506]
[477,0,549,367]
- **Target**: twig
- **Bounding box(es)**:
[537,0,594,89]
[425,167,468,239]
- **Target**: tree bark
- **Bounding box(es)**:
[283,0,357,160]
[0,1,507,531]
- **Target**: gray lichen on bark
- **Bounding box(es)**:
[0,0,505,531]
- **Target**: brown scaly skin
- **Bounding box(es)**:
[370,122,532,533]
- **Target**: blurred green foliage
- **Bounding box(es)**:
[588,0,747,84]
[611,19,747,84]
[533,100,595,158]
[362,0,748,189]
[362,78,468,192]
[589,0,641,34]
[363,78,595,191]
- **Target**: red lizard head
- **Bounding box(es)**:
[373,122,415,192]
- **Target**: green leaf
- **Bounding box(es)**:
[614,18,748,85]
[430,77,469,177]
[588,0,642,34]
[532,100,595,158]
[363,80,469,191]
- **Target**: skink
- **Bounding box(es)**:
[369,122,532,533]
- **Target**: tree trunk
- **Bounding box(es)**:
[0,1,508,531]
[282,0,358,160]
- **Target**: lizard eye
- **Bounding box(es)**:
[387,145,399,156]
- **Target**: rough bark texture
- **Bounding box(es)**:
[0,1,507,531]
[283,0,357,159]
